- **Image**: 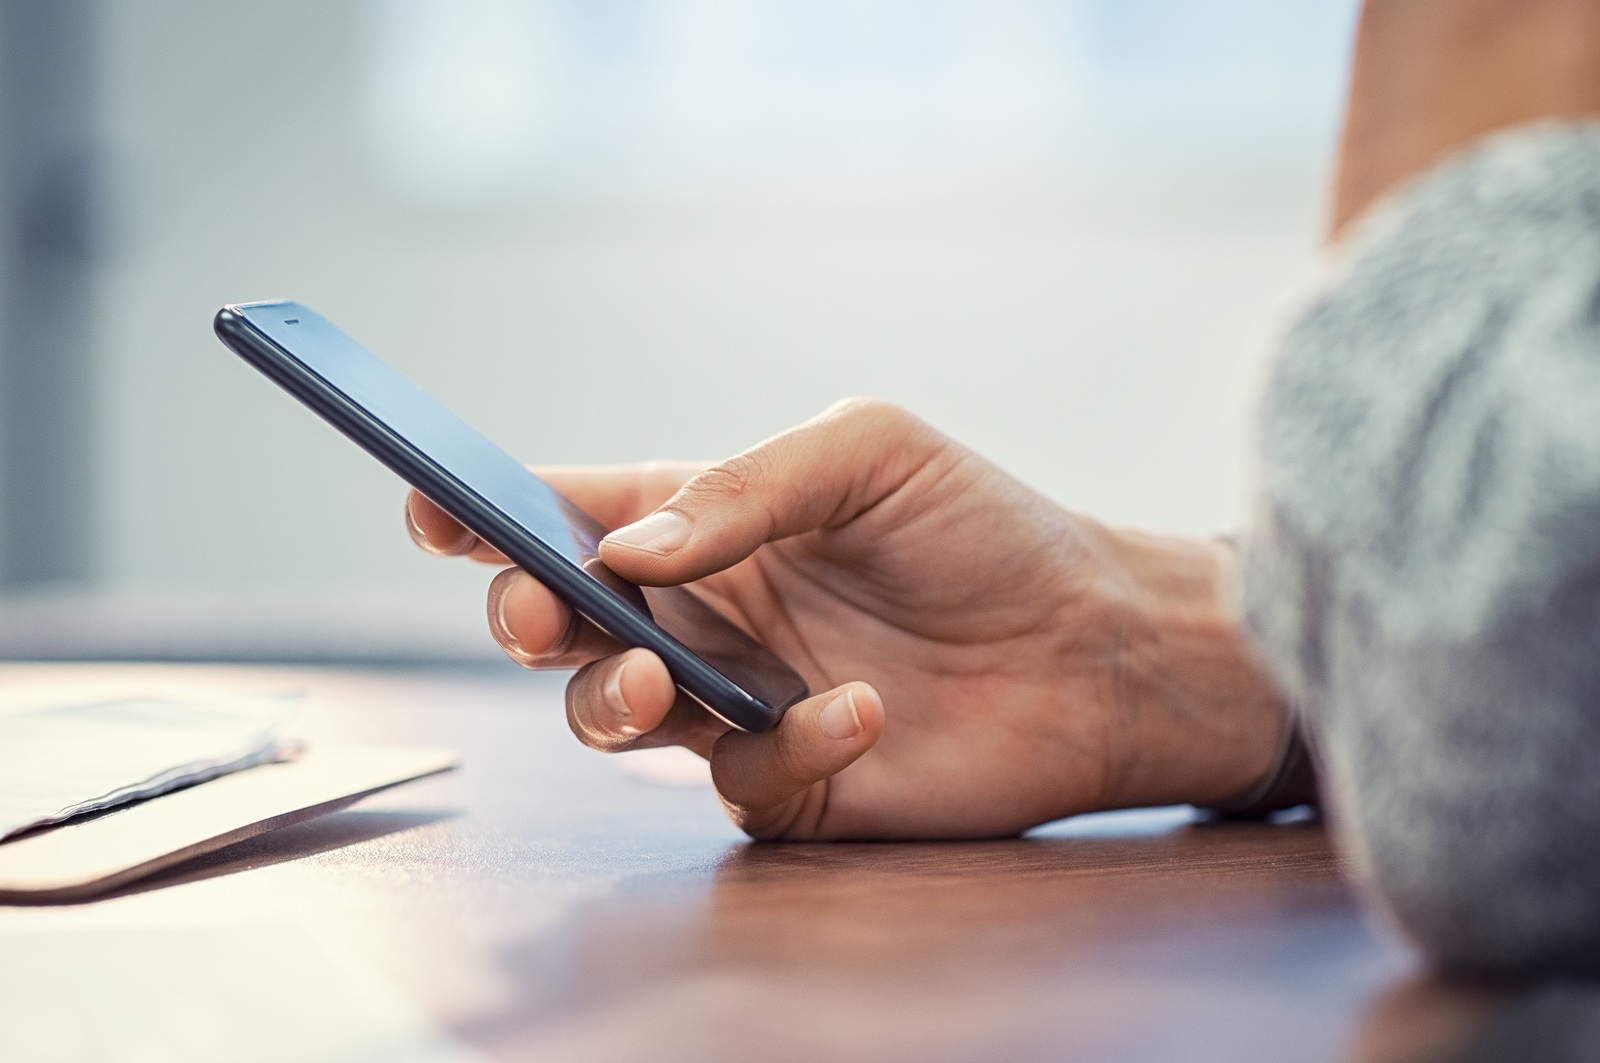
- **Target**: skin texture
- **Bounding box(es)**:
[407,399,1286,840]
[1333,0,1600,239]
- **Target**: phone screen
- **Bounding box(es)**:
[223,301,807,729]
[239,305,643,600]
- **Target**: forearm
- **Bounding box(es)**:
[1333,0,1600,239]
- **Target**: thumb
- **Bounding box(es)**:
[710,681,885,840]
[597,399,945,586]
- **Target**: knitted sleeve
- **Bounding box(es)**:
[1240,123,1600,977]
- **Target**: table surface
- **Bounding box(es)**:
[0,663,1507,1063]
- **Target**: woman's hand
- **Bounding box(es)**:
[407,399,1286,840]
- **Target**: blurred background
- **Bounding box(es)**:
[0,0,1358,663]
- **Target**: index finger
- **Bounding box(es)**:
[405,461,706,563]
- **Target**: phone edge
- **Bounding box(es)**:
[213,305,787,733]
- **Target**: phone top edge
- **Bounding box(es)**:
[224,300,296,311]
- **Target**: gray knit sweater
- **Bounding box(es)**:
[1240,124,1600,977]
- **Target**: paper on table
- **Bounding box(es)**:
[0,695,297,841]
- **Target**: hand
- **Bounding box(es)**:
[407,399,1287,840]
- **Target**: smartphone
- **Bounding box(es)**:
[214,300,807,733]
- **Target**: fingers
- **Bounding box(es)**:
[562,654,887,834]
[564,648,729,756]
[405,463,704,565]
[412,462,711,669]
[598,398,948,586]
[405,491,477,556]
[405,492,508,564]
[487,567,621,669]
[710,682,884,839]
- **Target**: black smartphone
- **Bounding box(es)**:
[214,300,807,733]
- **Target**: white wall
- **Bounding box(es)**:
[0,0,1356,659]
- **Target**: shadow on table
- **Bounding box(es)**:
[11,808,460,905]
[470,820,1381,1062]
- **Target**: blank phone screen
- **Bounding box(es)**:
[229,301,807,719]
[236,302,642,600]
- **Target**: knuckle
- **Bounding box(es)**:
[683,453,762,505]
[566,658,604,704]
[726,786,820,841]
[820,398,931,452]
[824,396,907,430]
[770,726,815,786]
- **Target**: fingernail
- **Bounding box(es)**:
[603,510,693,556]
[818,690,862,741]
[489,569,525,655]
[604,658,642,736]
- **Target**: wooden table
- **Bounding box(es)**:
[0,663,1507,1062]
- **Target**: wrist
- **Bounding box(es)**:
[1082,524,1289,810]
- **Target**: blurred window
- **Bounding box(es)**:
[360,0,1359,204]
